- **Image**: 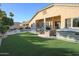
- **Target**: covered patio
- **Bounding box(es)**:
[35,16,61,36]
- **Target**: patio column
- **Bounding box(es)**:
[71,18,73,28]
[34,20,36,31]
[44,18,46,31]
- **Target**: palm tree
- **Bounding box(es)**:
[9,12,14,25]
[9,12,14,18]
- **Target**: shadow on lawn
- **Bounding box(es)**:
[0,34,79,56]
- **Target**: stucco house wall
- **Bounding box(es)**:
[29,4,79,29]
[28,4,79,42]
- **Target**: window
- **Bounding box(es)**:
[55,21,61,29]
[65,18,71,28]
[46,21,50,27]
[73,18,79,27]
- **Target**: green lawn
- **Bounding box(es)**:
[0,32,79,56]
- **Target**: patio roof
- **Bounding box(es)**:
[29,3,79,24]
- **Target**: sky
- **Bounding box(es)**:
[0,3,48,23]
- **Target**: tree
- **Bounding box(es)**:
[2,17,14,26]
[0,9,7,20]
[0,10,14,35]
[8,18,14,26]
[0,17,14,35]
[0,25,9,34]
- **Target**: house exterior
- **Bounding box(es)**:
[20,21,29,29]
[9,22,21,30]
[29,3,79,41]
